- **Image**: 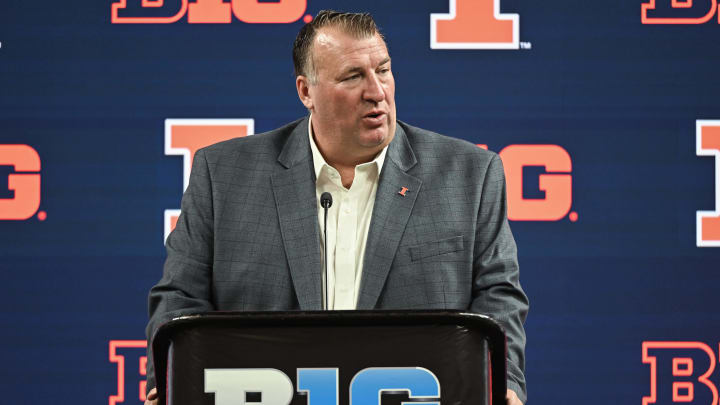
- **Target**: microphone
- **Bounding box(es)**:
[320,192,333,310]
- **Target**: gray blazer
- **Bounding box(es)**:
[146,117,529,402]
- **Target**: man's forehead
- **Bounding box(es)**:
[312,28,389,62]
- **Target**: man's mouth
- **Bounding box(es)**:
[364,111,386,120]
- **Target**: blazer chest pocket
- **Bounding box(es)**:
[409,235,464,262]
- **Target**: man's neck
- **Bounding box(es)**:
[312,133,372,188]
[311,123,386,188]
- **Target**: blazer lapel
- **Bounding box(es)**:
[357,124,422,309]
[271,117,323,310]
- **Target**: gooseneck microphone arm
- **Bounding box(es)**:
[320,192,333,310]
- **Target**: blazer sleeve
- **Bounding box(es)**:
[145,148,216,393]
[471,154,529,404]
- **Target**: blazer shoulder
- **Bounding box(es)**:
[198,118,305,163]
[398,120,497,167]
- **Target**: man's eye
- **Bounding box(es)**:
[345,74,360,81]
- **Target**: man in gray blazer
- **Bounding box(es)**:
[145,10,528,405]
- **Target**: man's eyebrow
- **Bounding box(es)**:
[338,57,392,77]
[342,66,364,75]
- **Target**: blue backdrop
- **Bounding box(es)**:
[1,0,719,403]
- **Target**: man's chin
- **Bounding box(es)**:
[359,129,391,149]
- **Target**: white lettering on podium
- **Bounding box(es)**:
[205,368,293,405]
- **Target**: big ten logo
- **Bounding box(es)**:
[431,0,520,49]
[111,0,309,24]
[109,340,148,405]
[205,367,440,405]
[0,144,46,221]
[696,120,720,247]
[642,0,720,24]
[643,342,719,405]
[478,144,574,222]
[164,119,254,241]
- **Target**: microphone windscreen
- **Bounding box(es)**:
[320,192,333,208]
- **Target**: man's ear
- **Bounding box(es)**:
[296,75,313,110]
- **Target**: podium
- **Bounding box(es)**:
[152,310,507,405]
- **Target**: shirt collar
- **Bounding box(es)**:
[308,114,388,180]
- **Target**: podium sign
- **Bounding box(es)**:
[152,311,507,405]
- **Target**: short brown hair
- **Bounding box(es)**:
[292,10,383,80]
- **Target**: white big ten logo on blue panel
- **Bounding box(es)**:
[204,367,441,405]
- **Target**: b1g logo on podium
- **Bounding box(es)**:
[642,341,719,405]
[642,0,720,24]
[205,367,440,405]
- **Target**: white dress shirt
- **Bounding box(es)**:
[309,117,387,310]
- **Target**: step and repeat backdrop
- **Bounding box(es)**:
[1,0,719,404]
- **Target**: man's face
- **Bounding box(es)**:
[298,27,396,161]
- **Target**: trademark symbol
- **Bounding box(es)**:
[520,42,532,50]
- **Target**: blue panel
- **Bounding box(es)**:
[1,0,719,403]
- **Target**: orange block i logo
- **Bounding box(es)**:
[164,119,254,242]
[697,120,720,247]
[431,0,520,49]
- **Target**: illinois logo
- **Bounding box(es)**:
[164,119,254,241]
[697,120,720,247]
[642,0,720,24]
[0,144,44,221]
[431,0,520,49]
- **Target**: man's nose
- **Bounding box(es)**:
[363,74,385,103]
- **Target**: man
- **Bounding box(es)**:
[145,10,528,405]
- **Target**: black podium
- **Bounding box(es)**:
[152,310,507,405]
